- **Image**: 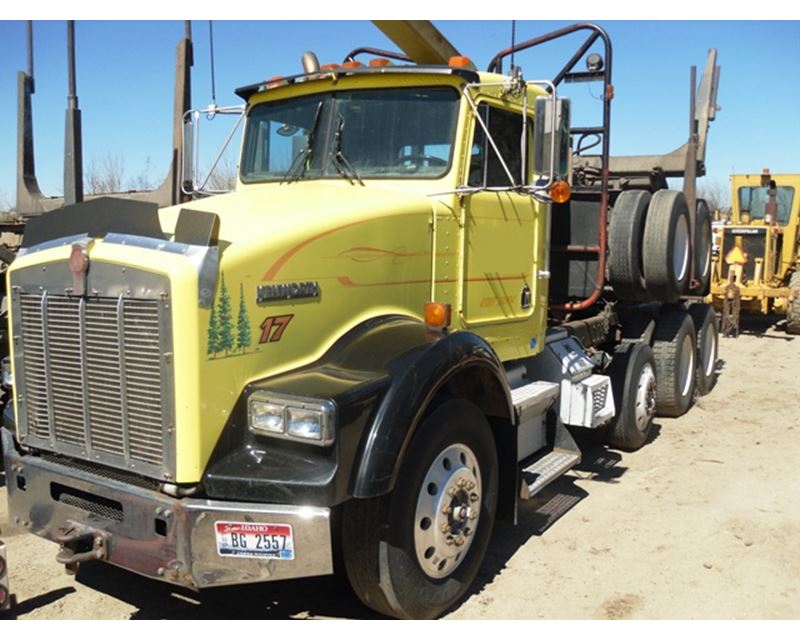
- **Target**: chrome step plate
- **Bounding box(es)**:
[520,449,581,500]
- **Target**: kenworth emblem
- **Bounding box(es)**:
[257,281,320,303]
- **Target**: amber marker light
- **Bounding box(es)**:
[369,58,391,67]
[425,302,452,329]
[342,60,364,69]
[448,56,473,68]
[550,180,571,204]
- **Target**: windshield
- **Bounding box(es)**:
[241,87,460,182]
[738,185,795,225]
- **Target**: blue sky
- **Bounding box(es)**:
[1,19,799,209]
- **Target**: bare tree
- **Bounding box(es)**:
[0,190,11,214]
[204,156,238,192]
[130,156,159,192]
[86,152,126,194]
[697,178,731,216]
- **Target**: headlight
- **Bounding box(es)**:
[248,391,335,446]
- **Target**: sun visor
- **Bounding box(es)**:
[21,197,167,249]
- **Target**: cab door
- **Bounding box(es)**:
[459,104,547,358]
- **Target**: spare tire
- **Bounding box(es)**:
[689,199,712,296]
[608,190,651,301]
[643,190,692,303]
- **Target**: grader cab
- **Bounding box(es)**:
[709,170,800,336]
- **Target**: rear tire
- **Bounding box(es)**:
[606,342,657,451]
[652,307,697,417]
[688,303,719,395]
[787,271,800,335]
[342,399,498,619]
[643,190,692,302]
[608,190,651,301]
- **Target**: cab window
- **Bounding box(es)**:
[468,105,532,188]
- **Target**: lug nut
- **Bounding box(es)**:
[455,535,465,546]
[470,492,479,503]
[458,478,467,488]
[467,481,475,491]
[448,487,458,497]
[441,523,450,533]
[446,536,455,546]
[470,512,478,520]
[441,506,452,515]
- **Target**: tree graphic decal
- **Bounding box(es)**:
[207,304,220,357]
[218,273,235,356]
[236,283,252,353]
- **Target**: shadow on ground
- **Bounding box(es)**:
[75,563,381,620]
[731,314,795,340]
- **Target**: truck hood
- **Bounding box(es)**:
[160,182,436,262]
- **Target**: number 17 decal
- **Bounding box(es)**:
[260,314,293,344]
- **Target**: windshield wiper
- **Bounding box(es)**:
[281,100,324,184]
[331,115,364,186]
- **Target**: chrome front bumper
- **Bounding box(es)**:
[2,428,333,589]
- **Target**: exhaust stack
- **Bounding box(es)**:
[64,20,83,206]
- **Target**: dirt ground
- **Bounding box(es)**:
[1,314,799,620]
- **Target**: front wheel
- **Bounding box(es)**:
[343,399,498,619]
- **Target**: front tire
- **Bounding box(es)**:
[343,399,498,619]
[787,271,800,335]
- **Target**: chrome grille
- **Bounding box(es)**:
[17,290,171,478]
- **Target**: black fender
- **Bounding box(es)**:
[202,314,514,507]
[350,323,514,498]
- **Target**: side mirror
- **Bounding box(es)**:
[181,105,245,197]
[533,96,571,185]
[182,109,200,194]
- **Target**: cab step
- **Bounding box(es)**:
[519,417,581,500]
[519,449,581,499]
[510,380,560,419]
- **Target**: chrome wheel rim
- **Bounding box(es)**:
[414,443,481,579]
[679,333,695,397]
[673,216,690,282]
[635,362,657,431]
[701,321,717,378]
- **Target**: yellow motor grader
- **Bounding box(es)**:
[709,169,800,336]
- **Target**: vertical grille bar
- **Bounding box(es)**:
[116,294,131,466]
[78,296,93,457]
[40,291,57,449]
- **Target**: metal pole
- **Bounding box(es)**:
[27,21,34,89]
[64,20,83,205]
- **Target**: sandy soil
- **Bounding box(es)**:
[1,315,798,620]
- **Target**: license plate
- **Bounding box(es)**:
[214,521,294,560]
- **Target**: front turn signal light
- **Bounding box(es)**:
[550,180,571,204]
[425,302,452,329]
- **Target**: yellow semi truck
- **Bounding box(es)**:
[2,22,720,618]
[709,169,800,336]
